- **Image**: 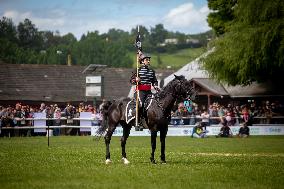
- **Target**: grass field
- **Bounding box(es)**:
[1,136,284,189]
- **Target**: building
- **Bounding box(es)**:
[163,52,284,107]
[0,62,173,106]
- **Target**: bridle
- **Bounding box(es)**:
[150,79,189,114]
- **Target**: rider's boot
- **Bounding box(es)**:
[138,119,144,131]
[139,106,146,131]
[135,107,144,131]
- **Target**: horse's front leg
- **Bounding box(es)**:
[104,125,116,164]
[160,128,168,164]
[150,130,158,164]
[121,125,131,164]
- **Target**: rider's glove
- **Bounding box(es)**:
[154,86,160,92]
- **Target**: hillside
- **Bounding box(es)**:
[130,47,206,70]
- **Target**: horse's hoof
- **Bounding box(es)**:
[105,159,112,164]
[150,157,157,164]
[161,160,167,164]
[122,157,130,165]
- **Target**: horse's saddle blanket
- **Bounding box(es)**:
[125,96,154,124]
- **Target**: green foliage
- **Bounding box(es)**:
[17,18,43,51]
[204,0,284,85]
[149,24,168,46]
[207,0,237,36]
[0,17,17,43]
[0,136,283,189]
[0,17,212,68]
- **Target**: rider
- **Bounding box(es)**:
[130,51,159,130]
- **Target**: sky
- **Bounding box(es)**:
[0,0,210,39]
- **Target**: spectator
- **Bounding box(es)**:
[53,107,61,136]
[264,105,273,124]
[191,123,208,138]
[78,102,85,112]
[242,105,250,123]
[187,104,199,125]
[39,103,47,113]
[175,103,186,117]
[237,122,250,138]
[26,107,34,137]
[210,104,220,125]
[14,104,28,136]
[173,103,188,125]
[216,120,233,138]
[64,104,76,135]
[92,107,102,126]
[225,112,236,126]
[0,107,15,137]
[200,109,209,129]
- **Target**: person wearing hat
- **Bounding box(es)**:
[130,51,159,130]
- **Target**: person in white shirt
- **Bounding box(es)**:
[200,109,210,130]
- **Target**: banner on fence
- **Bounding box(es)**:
[80,112,92,132]
[34,112,46,133]
[91,125,284,136]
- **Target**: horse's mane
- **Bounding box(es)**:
[158,76,186,99]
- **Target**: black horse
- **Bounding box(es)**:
[97,75,195,164]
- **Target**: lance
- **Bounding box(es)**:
[135,25,142,128]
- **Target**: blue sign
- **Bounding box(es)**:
[184,100,193,112]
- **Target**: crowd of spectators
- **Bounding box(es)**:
[1,99,284,137]
[171,100,284,126]
[0,102,103,137]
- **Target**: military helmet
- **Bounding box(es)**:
[139,53,151,63]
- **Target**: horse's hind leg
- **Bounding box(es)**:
[150,130,158,164]
[121,125,131,164]
[104,124,116,164]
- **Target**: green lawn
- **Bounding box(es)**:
[130,47,206,70]
[1,136,284,189]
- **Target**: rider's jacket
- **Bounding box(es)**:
[130,65,158,91]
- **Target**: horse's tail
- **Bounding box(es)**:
[96,101,112,136]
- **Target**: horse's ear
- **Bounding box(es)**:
[174,74,185,80]
[174,74,180,80]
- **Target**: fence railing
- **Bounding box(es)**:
[1,115,284,130]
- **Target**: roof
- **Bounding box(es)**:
[225,81,284,98]
[0,63,173,103]
[191,78,228,96]
[0,63,133,102]
[163,58,208,86]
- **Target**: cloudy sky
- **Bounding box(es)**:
[0,0,210,39]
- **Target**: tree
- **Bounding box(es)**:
[207,0,237,36]
[61,33,77,45]
[150,24,168,46]
[72,31,132,67]
[203,0,284,85]
[0,17,17,43]
[17,18,43,51]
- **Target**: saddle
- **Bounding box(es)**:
[125,95,154,124]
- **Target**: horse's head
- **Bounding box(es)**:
[171,75,196,101]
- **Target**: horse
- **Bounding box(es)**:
[96,75,195,164]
